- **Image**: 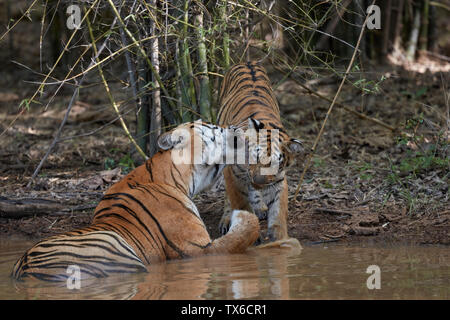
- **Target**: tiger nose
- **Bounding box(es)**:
[252,174,269,186]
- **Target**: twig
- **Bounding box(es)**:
[0,0,41,43]
[288,74,397,132]
[26,16,117,188]
[315,0,352,50]
[293,0,377,201]
[309,239,341,245]
[106,0,177,112]
[0,197,63,219]
[148,0,161,156]
[119,26,139,108]
[426,51,450,62]
[58,105,135,142]
[314,208,353,216]
[85,7,148,160]
[0,0,100,139]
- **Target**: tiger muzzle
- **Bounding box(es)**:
[251,174,271,188]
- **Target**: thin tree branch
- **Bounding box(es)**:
[85,6,148,160]
[293,0,377,201]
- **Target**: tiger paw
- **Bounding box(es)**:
[254,209,268,221]
[219,213,232,235]
[267,224,287,242]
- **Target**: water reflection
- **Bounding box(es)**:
[1,240,448,300]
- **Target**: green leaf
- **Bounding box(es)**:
[414,87,428,99]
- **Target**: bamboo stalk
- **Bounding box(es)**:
[5,0,13,53]
[174,40,184,121]
[221,0,230,69]
[382,0,392,60]
[136,47,150,155]
[406,6,421,61]
[393,0,405,50]
[0,0,41,43]
[315,0,352,51]
[119,24,147,155]
[106,0,176,112]
[86,8,148,161]
[149,0,162,157]
[39,0,49,72]
[428,2,437,52]
[194,7,212,120]
[0,0,100,139]
[244,6,250,61]
[177,0,197,121]
[26,14,119,188]
[419,0,430,52]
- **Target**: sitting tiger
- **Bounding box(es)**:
[217,61,304,241]
[12,121,260,281]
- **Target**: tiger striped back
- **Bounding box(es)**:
[12,121,260,281]
[218,62,283,133]
[217,61,303,242]
[11,230,146,281]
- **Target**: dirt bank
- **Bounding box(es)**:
[1,61,448,245]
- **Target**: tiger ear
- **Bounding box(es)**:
[157,132,174,150]
[247,117,264,130]
[158,128,191,150]
[286,138,304,154]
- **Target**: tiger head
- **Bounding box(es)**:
[156,120,232,196]
[243,118,304,188]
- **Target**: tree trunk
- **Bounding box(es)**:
[194,8,212,121]
[221,0,230,69]
[315,0,352,51]
[149,0,161,157]
[355,0,366,60]
[406,6,421,61]
[419,0,429,52]
[382,0,392,61]
[393,0,405,50]
[427,2,437,53]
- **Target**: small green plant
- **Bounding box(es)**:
[400,87,428,99]
[118,154,135,174]
[103,153,135,174]
[19,98,40,111]
[104,157,115,170]
[321,180,333,189]
[394,114,449,177]
[353,75,386,94]
[385,114,449,215]
[313,157,325,168]
[350,161,374,181]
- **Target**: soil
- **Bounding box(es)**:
[0,17,448,246]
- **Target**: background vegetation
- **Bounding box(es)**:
[0,0,448,243]
[2,0,448,160]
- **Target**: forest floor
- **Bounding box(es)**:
[0,55,449,246]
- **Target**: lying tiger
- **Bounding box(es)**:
[217,61,304,241]
[12,121,260,281]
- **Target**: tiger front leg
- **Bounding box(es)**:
[248,185,268,220]
[206,210,260,255]
[218,197,233,235]
[219,166,252,235]
[266,178,289,241]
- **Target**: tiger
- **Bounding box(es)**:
[217,61,304,242]
[12,121,260,281]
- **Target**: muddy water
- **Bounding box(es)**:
[0,239,448,299]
